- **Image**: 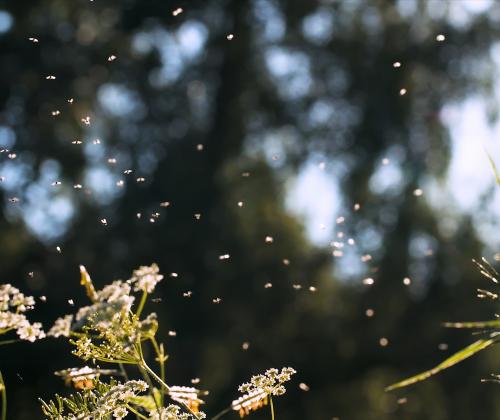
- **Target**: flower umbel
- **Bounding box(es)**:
[231,389,268,418]
[55,366,120,390]
[148,404,206,420]
[48,315,73,338]
[40,379,148,419]
[0,284,44,342]
[130,263,164,293]
[71,310,153,364]
[238,367,296,396]
[168,386,206,414]
[233,367,296,417]
[39,265,295,420]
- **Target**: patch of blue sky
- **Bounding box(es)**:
[133,21,208,88]
[369,147,407,197]
[22,188,74,240]
[0,11,13,34]
[286,159,340,246]
[265,47,312,99]
[0,126,15,148]
[84,166,123,205]
[8,160,75,241]
[253,0,286,43]
[98,83,146,119]
[302,8,334,45]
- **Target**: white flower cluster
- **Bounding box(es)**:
[238,367,296,397]
[71,307,158,364]
[16,322,45,342]
[232,367,296,417]
[69,280,135,331]
[231,388,268,417]
[48,314,73,338]
[96,281,134,304]
[72,336,94,360]
[0,284,45,342]
[149,404,206,420]
[49,264,163,336]
[167,386,205,414]
[54,366,118,389]
[0,284,35,311]
[55,365,99,382]
[130,263,164,293]
[90,380,148,419]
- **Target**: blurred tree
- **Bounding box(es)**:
[1,0,500,419]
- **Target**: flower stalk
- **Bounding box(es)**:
[136,291,148,319]
[150,337,167,406]
[2,264,295,419]
[0,371,6,420]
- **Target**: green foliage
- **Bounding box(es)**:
[387,259,500,391]
[2,265,296,419]
[386,338,496,391]
[40,379,129,419]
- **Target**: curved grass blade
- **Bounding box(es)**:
[386,338,495,391]
[486,150,500,187]
[444,320,500,329]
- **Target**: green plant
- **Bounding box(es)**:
[1,264,296,419]
[0,283,46,420]
[387,258,500,391]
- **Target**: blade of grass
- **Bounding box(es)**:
[0,370,6,420]
[485,150,500,186]
[444,320,500,329]
[386,338,495,391]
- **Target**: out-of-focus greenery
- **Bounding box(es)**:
[1,1,500,419]
[386,255,500,393]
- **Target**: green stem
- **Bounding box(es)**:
[210,406,232,420]
[0,371,6,420]
[270,396,275,420]
[137,342,161,414]
[118,360,132,418]
[142,360,199,417]
[150,337,167,407]
[136,291,148,318]
[118,363,129,381]
[126,404,148,420]
[0,339,20,346]
[139,343,198,418]
[141,360,170,393]
[138,366,160,413]
[96,358,137,365]
[69,331,87,338]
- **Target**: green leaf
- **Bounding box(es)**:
[386,338,495,391]
[130,393,157,412]
[486,151,500,186]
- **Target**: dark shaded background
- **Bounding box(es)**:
[1,0,500,418]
